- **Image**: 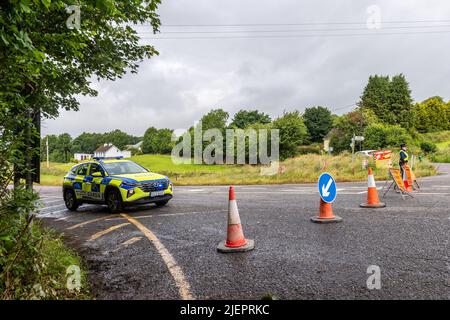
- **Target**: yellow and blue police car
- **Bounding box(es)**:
[62,157,173,213]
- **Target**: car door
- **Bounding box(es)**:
[85,163,105,201]
[74,163,89,200]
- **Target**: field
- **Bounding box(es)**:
[39,152,437,186]
[421,130,450,163]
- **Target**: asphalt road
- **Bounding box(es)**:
[37,164,450,300]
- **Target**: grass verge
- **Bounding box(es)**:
[1,217,91,300]
[39,152,437,186]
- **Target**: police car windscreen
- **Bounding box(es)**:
[102,162,148,175]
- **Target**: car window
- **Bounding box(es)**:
[102,161,148,175]
[69,165,78,174]
[89,163,104,176]
[76,164,89,176]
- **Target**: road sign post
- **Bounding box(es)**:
[311,172,342,223]
[318,173,337,203]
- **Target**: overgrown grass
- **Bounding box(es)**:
[39,153,436,186]
[0,188,91,300]
[420,130,450,163]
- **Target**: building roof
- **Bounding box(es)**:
[94,143,115,153]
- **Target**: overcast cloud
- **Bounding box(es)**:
[42,0,450,137]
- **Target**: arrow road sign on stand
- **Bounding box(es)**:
[318,173,337,203]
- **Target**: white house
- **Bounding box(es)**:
[125,140,143,151]
[74,153,93,161]
[94,143,131,158]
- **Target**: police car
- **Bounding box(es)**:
[62,157,173,212]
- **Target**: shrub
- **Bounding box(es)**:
[420,141,437,154]
[298,144,322,155]
[272,111,308,160]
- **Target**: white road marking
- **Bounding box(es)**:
[42,199,64,205]
[121,213,195,300]
[39,196,62,200]
[41,203,66,210]
[414,192,450,195]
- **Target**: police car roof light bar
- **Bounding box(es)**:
[93,156,124,161]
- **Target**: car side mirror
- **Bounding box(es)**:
[92,172,103,177]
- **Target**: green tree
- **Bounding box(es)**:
[155,128,174,154]
[103,129,140,150]
[329,109,379,153]
[142,127,159,154]
[200,109,229,130]
[387,74,414,129]
[71,132,105,154]
[414,97,449,132]
[230,110,271,129]
[272,111,308,160]
[359,75,390,121]
[1,0,161,185]
[303,106,333,142]
[40,133,72,163]
[359,74,413,128]
[363,124,412,150]
[363,124,386,149]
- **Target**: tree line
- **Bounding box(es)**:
[330,74,450,153]
[41,130,142,163]
[44,73,450,163]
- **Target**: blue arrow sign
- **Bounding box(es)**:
[318,172,337,203]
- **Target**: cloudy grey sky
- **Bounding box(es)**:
[42,0,450,137]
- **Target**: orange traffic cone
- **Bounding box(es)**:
[217,186,255,253]
[360,167,386,208]
[311,199,343,223]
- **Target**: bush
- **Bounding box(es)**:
[363,123,412,150]
[420,141,437,154]
[272,111,308,160]
[298,144,322,155]
[0,187,90,299]
[430,146,450,163]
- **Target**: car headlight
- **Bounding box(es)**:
[121,181,138,188]
[127,188,136,198]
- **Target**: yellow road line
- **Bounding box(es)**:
[67,214,116,230]
[121,213,195,300]
[120,236,142,247]
[88,223,130,241]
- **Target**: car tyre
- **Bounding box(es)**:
[64,189,80,211]
[106,188,123,213]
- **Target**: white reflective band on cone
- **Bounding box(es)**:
[228,200,241,225]
[368,175,376,188]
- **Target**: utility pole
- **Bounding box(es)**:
[351,134,355,163]
[46,135,49,168]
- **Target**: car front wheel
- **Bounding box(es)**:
[64,189,80,211]
[106,189,123,213]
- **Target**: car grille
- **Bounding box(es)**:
[139,179,169,192]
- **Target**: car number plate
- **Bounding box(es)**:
[150,191,165,197]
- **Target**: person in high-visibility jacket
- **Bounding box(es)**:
[399,143,409,186]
